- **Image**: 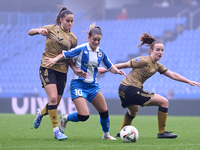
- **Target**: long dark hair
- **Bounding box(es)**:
[138,32,161,49]
[55,6,73,25]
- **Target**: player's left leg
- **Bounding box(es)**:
[40,95,62,116]
[116,105,139,137]
[148,94,177,138]
[59,97,90,133]
[45,84,67,140]
[35,95,62,129]
[92,91,117,140]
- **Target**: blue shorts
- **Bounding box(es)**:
[70,79,101,102]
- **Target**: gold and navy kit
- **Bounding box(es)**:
[118,55,168,108]
[40,24,77,73]
[121,55,167,89]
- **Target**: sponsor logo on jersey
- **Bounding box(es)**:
[135,57,140,62]
[84,61,98,68]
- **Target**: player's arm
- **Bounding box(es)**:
[98,61,130,75]
[114,61,131,69]
[44,53,65,67]
[28,28,48,36]
[67,59,87,79]
[109,65,126,76]
[44,49,81,67]
[163,70,200,87]
[115,57,146,69]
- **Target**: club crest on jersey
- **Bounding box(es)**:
[98,51,102,57]
[135,57,140,62]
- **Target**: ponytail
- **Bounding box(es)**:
[138,32,157,49]
[86,22,102,37]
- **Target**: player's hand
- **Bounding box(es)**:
[43,57,57,67]
[39,28,48,36]
[97,67,107,75]
[188,81,200,87]
[118,70,126,76]
[75,70,87,79]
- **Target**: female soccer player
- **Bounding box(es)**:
[28,6,86,140]
[44,23,126,140]
[98,32,200,139]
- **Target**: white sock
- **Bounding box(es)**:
[53,127,59,133]
[103,132,109,137]
[64,114,68,120]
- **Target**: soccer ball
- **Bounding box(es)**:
[120,125,139,143]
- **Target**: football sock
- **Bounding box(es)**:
[103,132,109,137]
[67,112,80,122]
[100,117,110,132]
[158,107,168,134]
[41,103,49,116]
[48,105,58,128]
[53,127,59,133]
[119,111,135,132]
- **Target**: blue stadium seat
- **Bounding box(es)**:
[1,16,199,98]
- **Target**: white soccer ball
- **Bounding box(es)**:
[120,125,139,143]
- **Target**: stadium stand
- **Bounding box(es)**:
[0,13,199,98]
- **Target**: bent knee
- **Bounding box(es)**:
[77,114,90,121]
[128,105,139,116]
[130,111,138,116]
[161,97,169,107]
[49,96,57,104]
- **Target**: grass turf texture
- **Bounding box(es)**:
[0,114,200,150]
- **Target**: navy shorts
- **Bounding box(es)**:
[70,79,100,102]
[39,66,67,95]
[118,84,154,108]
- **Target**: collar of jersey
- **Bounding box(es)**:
[148,55,155,64]
[86,42,99,52]
[59,26,71,33]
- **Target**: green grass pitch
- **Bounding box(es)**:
[0,114,200,150]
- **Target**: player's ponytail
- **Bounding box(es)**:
[87,22,102,37]
[138,32,157,48]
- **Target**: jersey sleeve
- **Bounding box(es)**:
[130,56,147,68]
[39,24,54,31]
[62,47,82,59]
[101,51,113,70]
[157,62,168,74]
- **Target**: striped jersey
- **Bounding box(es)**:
[62,43,113,83]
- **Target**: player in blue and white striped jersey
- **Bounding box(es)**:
[63,42,113,83]
[44,23,126,140]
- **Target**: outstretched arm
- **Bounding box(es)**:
[114,61,131,69]
[109,65,126,76]
[98,61,131,75]
[67,59,87,79]
[164,70,200,87]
